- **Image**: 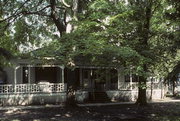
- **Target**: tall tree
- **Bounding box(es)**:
[57,0,179,105]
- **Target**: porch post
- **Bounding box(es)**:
[14,66,20,93]
[14,66,20,84]
[28,65,31,84]
[61,66,65,83]
[130,73,133,90]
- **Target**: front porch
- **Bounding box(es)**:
[0,83,67,105]
[1,64,67,106]
[0,63,165,105]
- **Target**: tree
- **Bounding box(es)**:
[57,0,179,105]
[56,0,150,105]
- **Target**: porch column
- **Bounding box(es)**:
[28,65,31,84]
[14,66,20,84]
[130,73,133,90]
[61,66,65,83]
[117,67,125,90]
[14,66,20,93]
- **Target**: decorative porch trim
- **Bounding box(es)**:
[0,83,66,94]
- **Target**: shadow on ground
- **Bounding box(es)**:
[0,102,180,121]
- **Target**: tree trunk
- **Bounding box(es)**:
[150,77,153,100]
[136,66,148,105]
[135,1,152,105]
[172,79,176,96]
[50,0,66,37]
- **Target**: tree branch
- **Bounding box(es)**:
[61,0,71,8]
[21,5,51,17]
[50,0,66,37]
[0,0,30,23]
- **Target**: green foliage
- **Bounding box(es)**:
[0,0,179,80]
[55,0,179,79]
[0,10,16,67]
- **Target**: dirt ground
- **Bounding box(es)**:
[0,102,180,121]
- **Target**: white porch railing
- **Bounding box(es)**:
[0,83,67,94]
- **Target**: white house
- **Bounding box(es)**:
[0,53,165,106]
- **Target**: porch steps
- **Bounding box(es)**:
[89,92,111,103]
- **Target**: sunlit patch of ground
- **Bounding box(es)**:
[0,102,180,121]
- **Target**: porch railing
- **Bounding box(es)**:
[0,83,67,94]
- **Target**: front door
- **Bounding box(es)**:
[93,70,106,92]
[82,69,92,90]
[82,69,106,92]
